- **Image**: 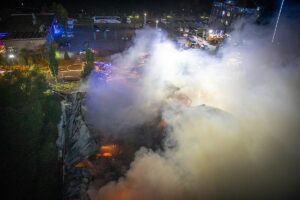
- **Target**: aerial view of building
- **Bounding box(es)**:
[0,13,55,51]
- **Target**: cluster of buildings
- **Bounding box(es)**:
[0,13,56,64]
[0,13,55,52]
[210,0,259,29]
[207,0,259,42]
[163,0,259,46]
[0,12,76,62]
[0,0,260,60]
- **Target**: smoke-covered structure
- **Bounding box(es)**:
[85,9,300,200]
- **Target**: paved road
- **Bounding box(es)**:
[57,24,138,81]
[58,55,82,81]
[61,24,136,54]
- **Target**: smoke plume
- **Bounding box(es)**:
[86,10,300,200]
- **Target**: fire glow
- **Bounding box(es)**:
[86,21,300,200]
[96,144,118,158]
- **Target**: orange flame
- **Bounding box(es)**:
[74,159,93,168]
[158,119,167,128]
[96,144,118,158]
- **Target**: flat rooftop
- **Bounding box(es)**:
[0,13,54,39]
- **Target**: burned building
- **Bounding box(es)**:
[57,91,167,200]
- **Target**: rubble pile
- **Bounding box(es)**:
[57,92,99,200]
[56,92,167,200]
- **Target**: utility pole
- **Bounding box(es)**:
[144,12,147,27]
[272,0,285,43]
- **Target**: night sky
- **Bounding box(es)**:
[1,0,299,21]
[0,0,280,12]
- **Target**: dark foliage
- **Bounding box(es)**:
[48,43,59,80]
[0,69,62,200]
[81,44,95,79]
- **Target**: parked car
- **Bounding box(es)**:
[121,36,129,41]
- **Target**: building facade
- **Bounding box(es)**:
[209,0,259,32]
[0,13,55,52]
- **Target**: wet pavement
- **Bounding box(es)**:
[60,24,136,54]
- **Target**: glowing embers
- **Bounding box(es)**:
[96,144,119,158]
[74,159,93,168]
[158,119,167,129]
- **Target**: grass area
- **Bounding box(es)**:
[51,81,81,93]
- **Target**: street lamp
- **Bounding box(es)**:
[144,12,147,27]
[8,54,15,59]
[8,53,15,65]
[155,19,159,28]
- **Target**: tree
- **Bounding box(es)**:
[81,43,95,79]
[0,68,61,200]
[41,3,48,13]
[48,42,59,82]
[18,49,28,65]
[64,51,70,60]
[19,48,48,67]
[131,14,142,28]
[0,54,7,66]
[51,3,68,27]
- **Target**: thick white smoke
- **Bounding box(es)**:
[86,15,300,200]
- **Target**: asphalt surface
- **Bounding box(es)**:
[61,24,136,53]
[57,24,137,81]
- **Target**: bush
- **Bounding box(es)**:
[81,47,95,79]
[64,51,70,60]
[0,68,61,200]
[0,54,8,66]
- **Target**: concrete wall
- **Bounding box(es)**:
[3,38,46,50]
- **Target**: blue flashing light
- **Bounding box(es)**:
[0,32,8,39]
[50,17,66,38]
[53,25,64,35]
[95,62,112,69]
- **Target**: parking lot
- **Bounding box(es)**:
[60,24,136,55]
